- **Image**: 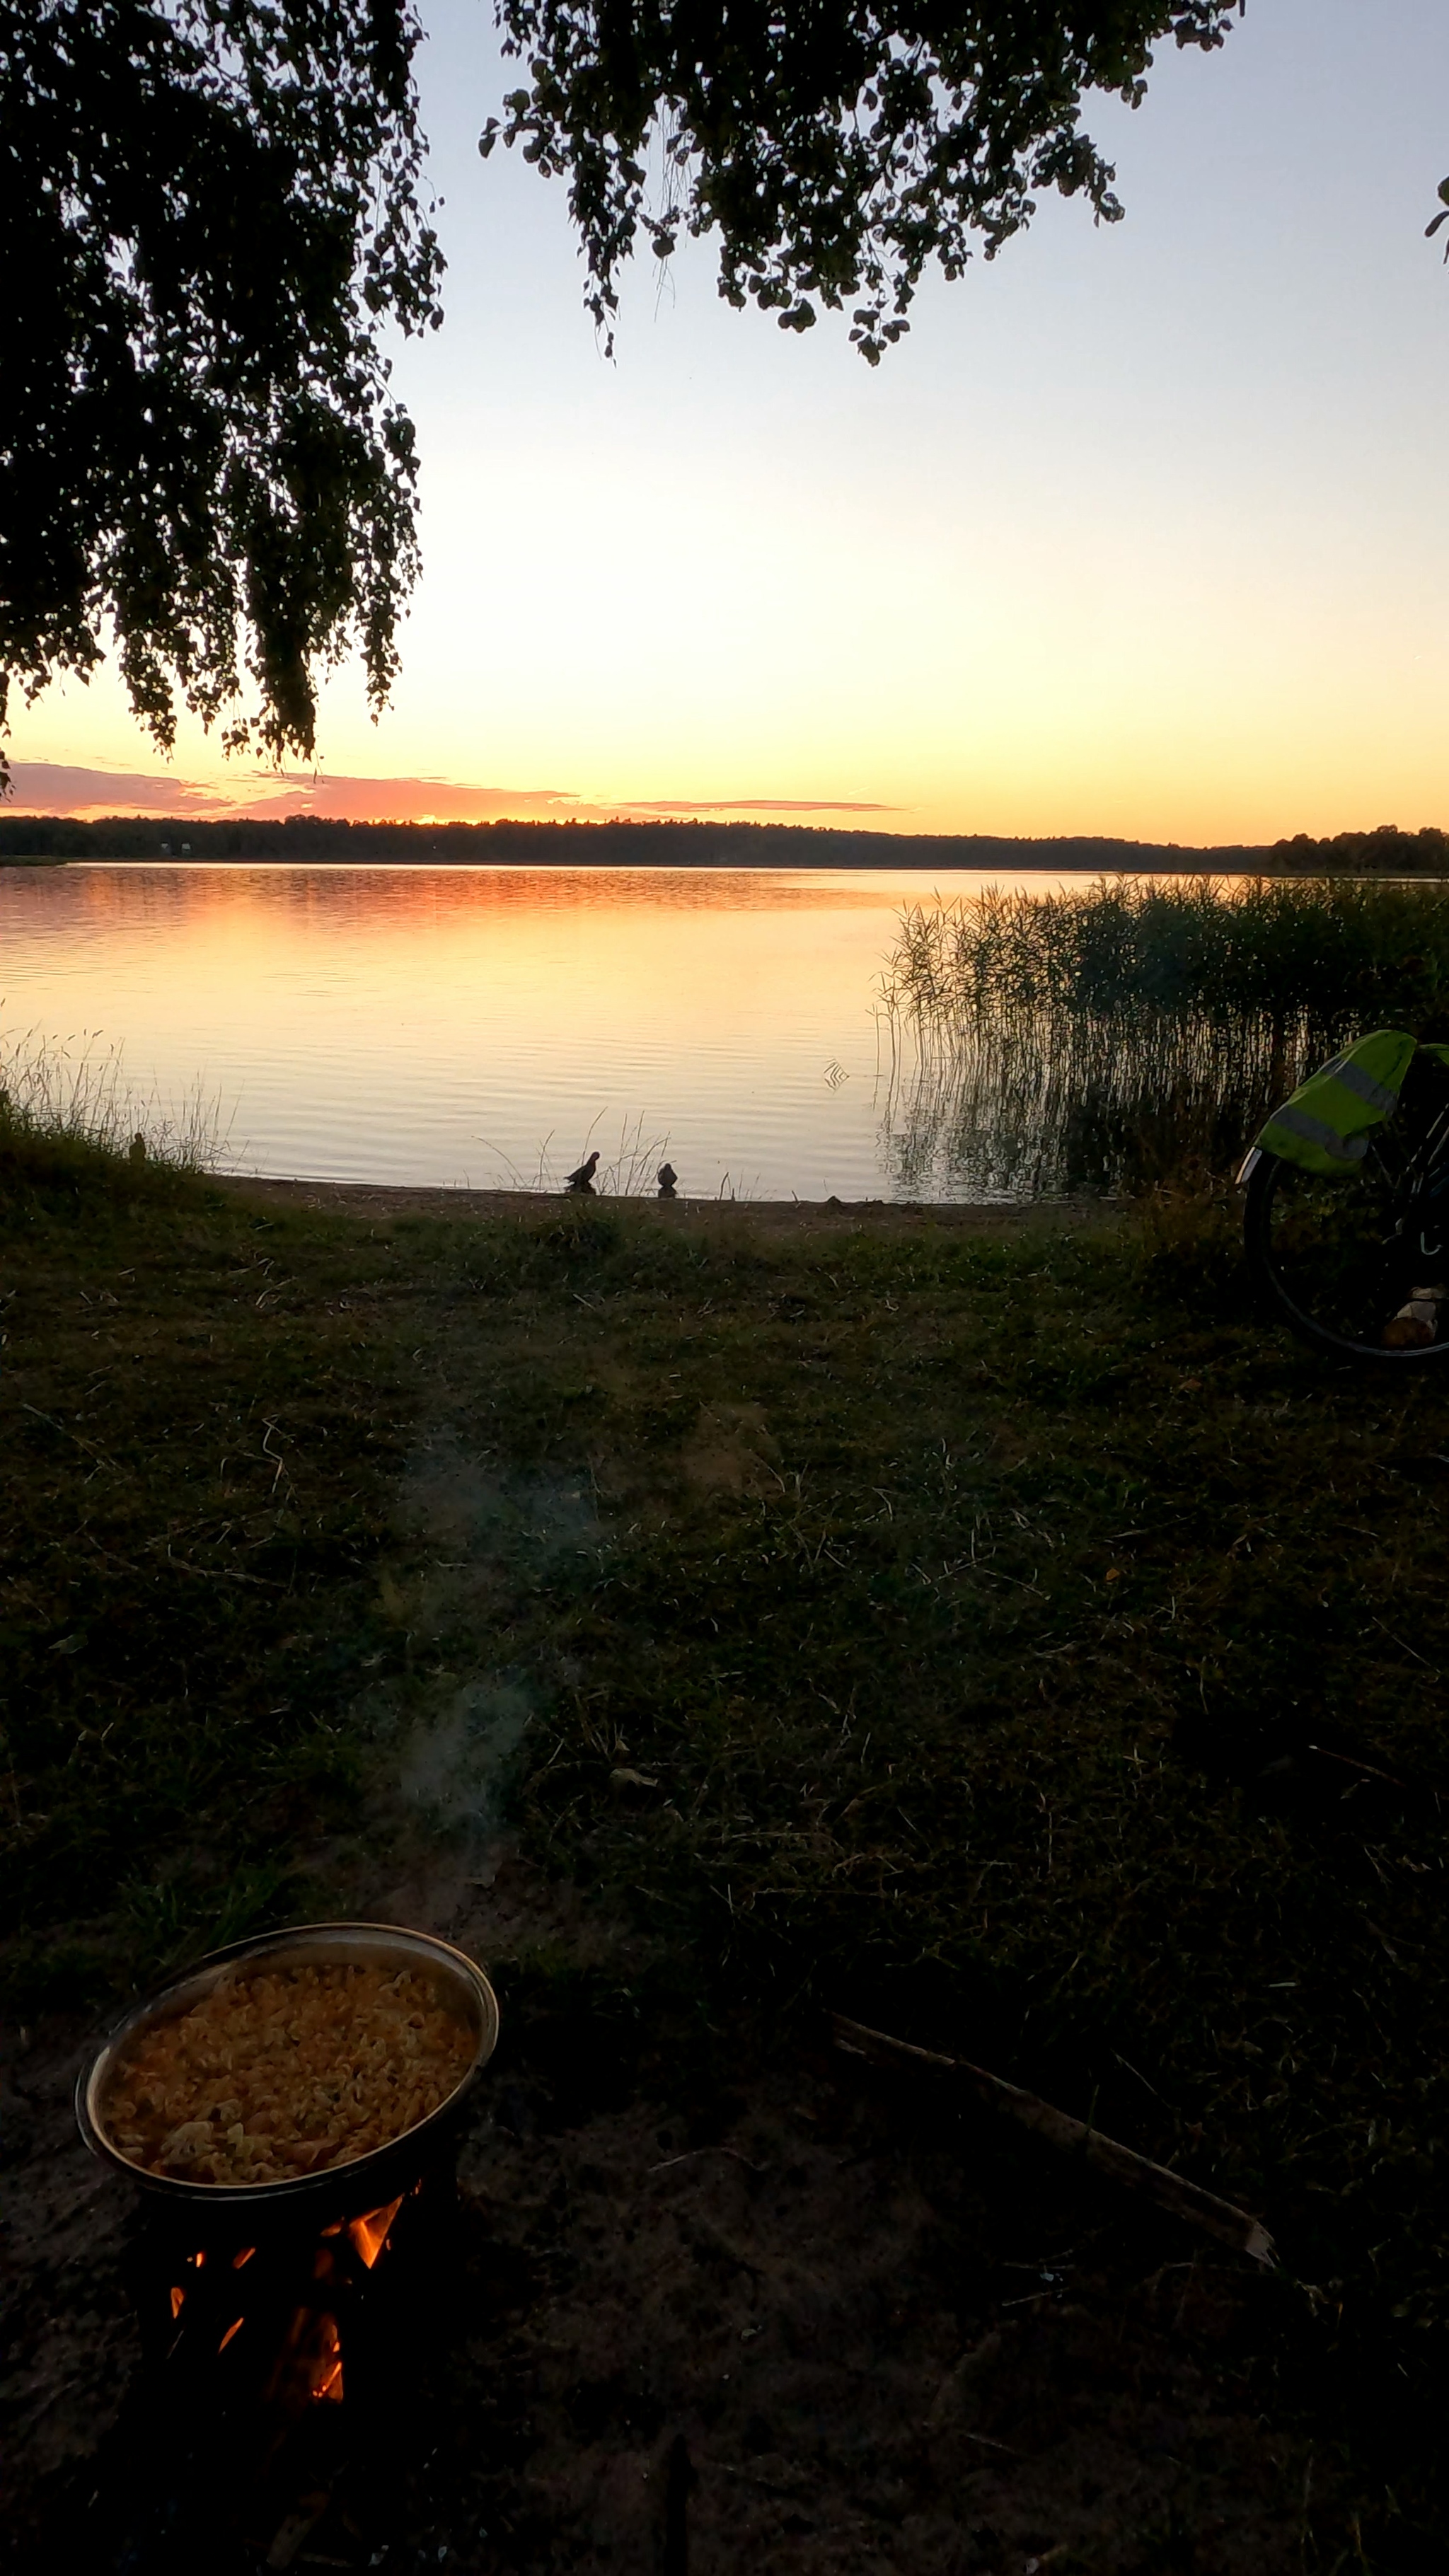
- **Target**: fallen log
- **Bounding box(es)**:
[830,2013,1275,2268]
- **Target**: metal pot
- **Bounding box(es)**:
[76,1921,500,2214]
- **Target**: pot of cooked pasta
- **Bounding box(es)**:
[75,1921,500,2211]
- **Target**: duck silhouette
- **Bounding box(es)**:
[657,1162,679,1199]
[565,1150,600,1195]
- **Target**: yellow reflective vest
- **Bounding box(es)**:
[1257,1029,1419,1176]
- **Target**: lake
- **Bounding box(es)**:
[0,862,1128,1201]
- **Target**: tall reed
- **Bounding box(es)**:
[881,1007,1302,1200]
[886,875,1449,1032]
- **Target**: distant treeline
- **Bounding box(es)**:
[2,812,1447,872]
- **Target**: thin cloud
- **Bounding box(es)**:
[240,775,590,824]
[4,761,899,827]
[624,797,899,814]
[4,762,233,816]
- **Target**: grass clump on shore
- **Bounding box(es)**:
[0,1025,227,1208]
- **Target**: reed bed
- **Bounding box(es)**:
[882,1005,1302,1199]
[880,877,1449,1194]
[887,874,1449,1029]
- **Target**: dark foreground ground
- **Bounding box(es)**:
[4,1910,1344,2576]
[3,1164,1448,2569]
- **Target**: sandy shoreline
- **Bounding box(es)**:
[219,1174,1123,1234]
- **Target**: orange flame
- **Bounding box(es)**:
[347,2197,404,2270]
[172,2205,403,2406]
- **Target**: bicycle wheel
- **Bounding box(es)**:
[1244,1116,1449,1363]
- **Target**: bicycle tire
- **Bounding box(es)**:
[1245,1142,1449,1364]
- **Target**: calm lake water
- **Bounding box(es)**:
[1,862,1121,1201]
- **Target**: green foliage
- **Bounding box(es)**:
[485,1,1241,357]
[0,1112,185,1211]
[11,814,1444,865]
[0,0,442,779]
[119,1856,294,1980]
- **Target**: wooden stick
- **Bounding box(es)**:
[830,2013,1274,2267]
[1305,1743,1416,1796]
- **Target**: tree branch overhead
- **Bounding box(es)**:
[0,0,443,780]
[482,3,1244,359]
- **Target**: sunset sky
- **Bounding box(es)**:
[11,0,1449,844]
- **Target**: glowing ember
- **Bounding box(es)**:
[313,2318,344,2403]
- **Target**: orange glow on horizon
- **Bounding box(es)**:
[6,753,1448,848]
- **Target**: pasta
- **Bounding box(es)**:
[103,1959,475,2185]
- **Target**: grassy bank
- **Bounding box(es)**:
[0,1154,415,1995]
[5,1155,1449,2553]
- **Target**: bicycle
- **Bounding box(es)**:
[1242,1033,1449,1363]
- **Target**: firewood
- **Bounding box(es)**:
[830,2013,1274,2266]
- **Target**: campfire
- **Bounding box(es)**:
[77,1924,498,2570]
[120,2159,449,2563]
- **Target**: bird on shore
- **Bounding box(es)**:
[129,1132,147,1165]
[657,1162,679,1198]
[565,1150,600,1195]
